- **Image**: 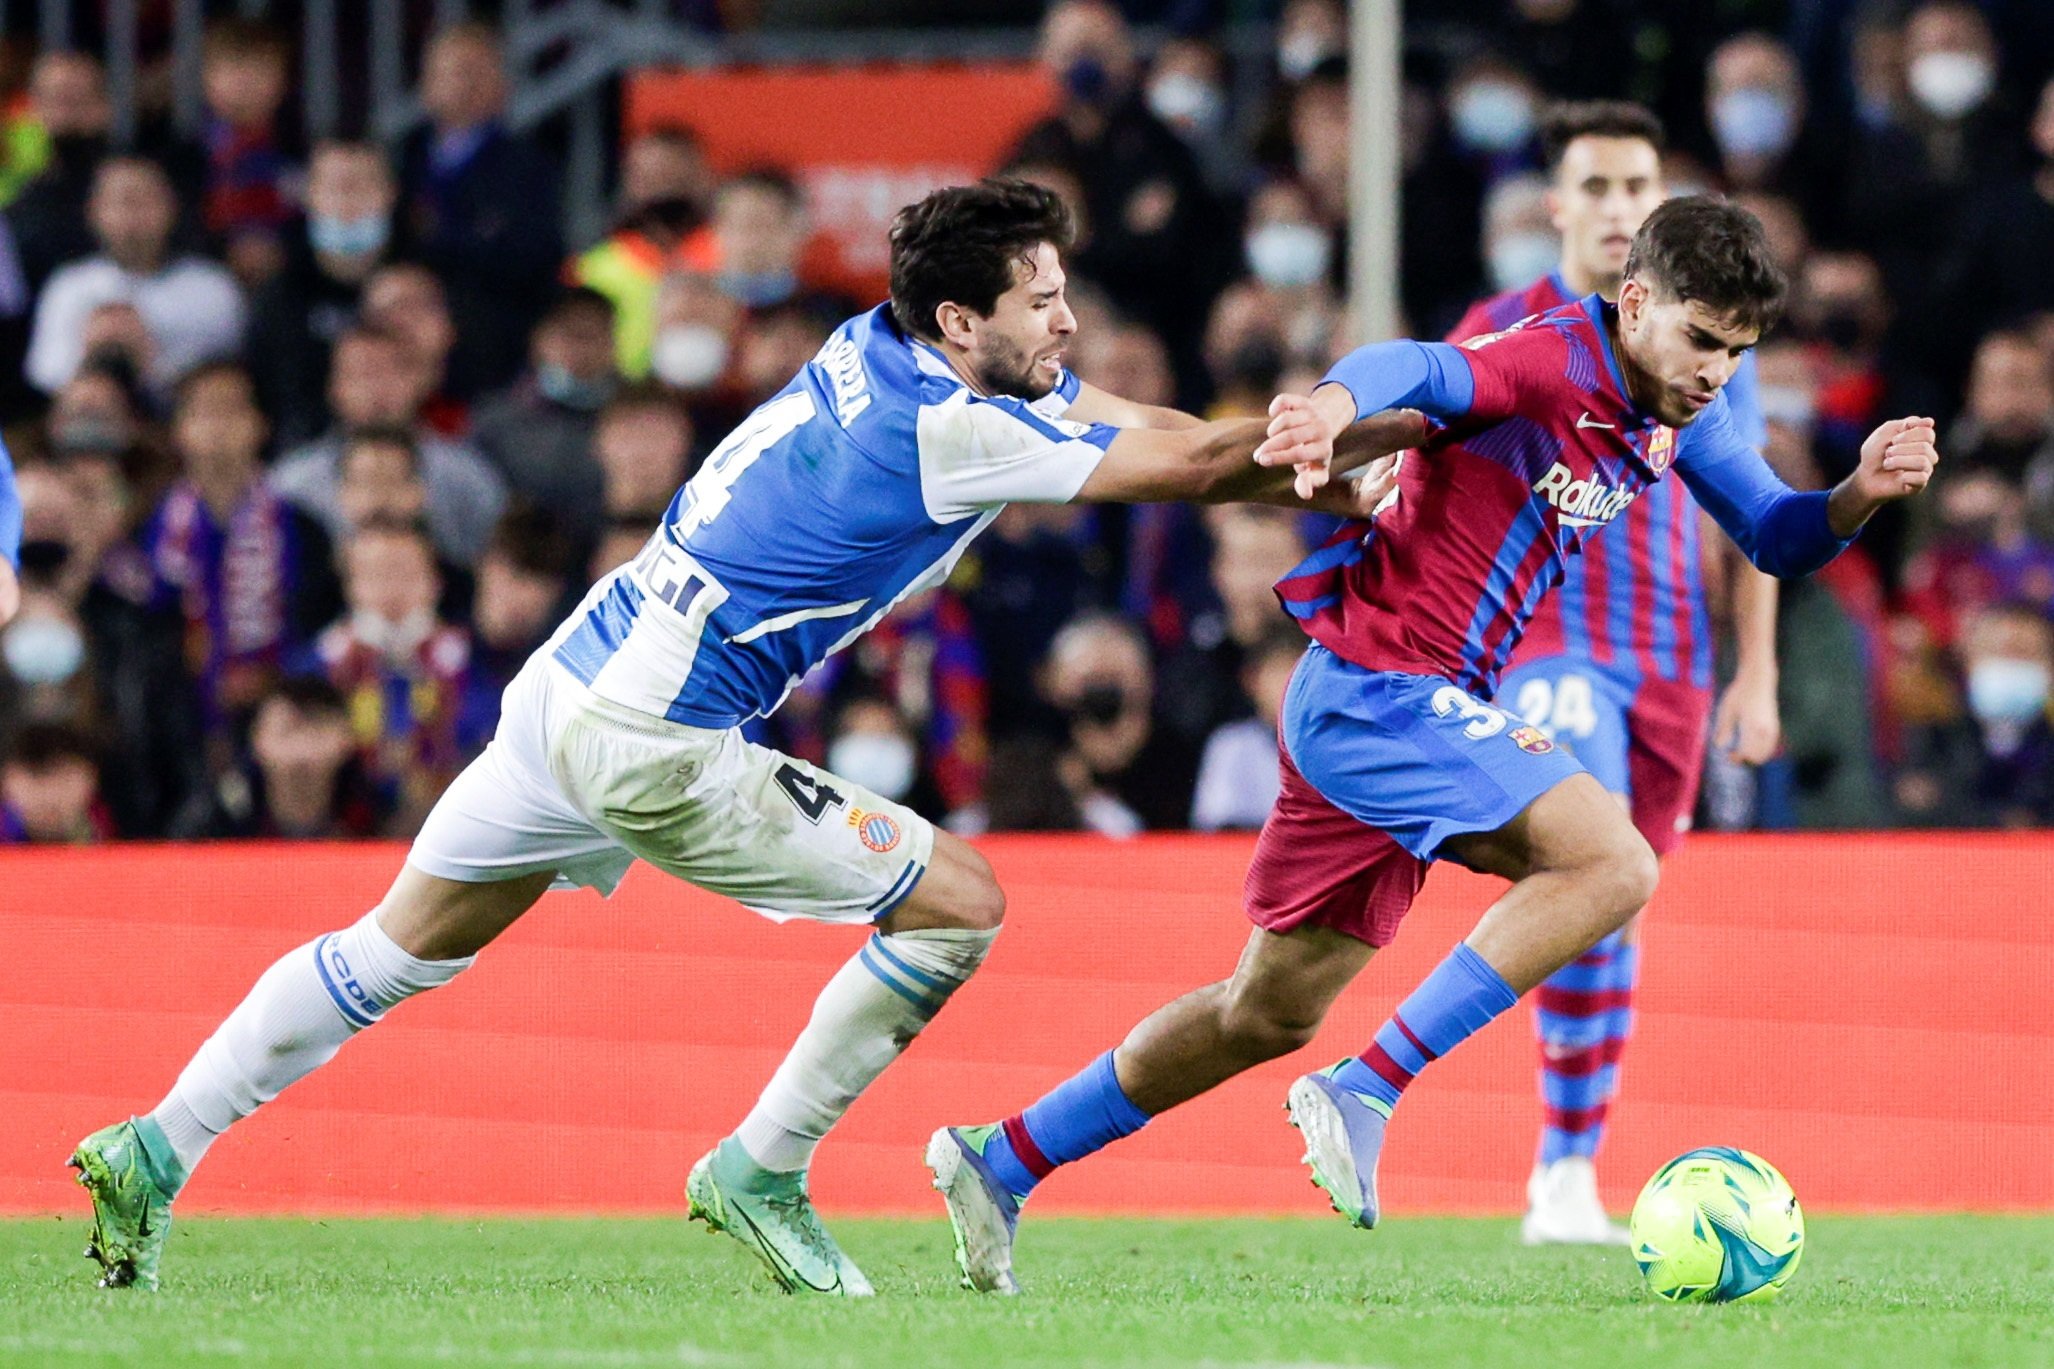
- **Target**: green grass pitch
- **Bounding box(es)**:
[3,1215,2049,1367]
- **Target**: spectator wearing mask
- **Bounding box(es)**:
[1476,171,1558,296]
[593,382,694,529]
[245,139,399,446]
[6,51,112,292]
[1443,56,1544,181]
[206,674,379,839]
[1143,37,1235,191]
[1936,76,2054,359]
[472,287,619,533]
[0,720,113,843]
[362,261,465,436]
[313,517,477,834]
[268,323,506,566]
[824,694,949,824]
[697,170,833,316]
[26,156,245,396]
[1241,178,1341,361]
[1703,32,1840,236]
[647,269,741,401]
[1010,0,1227,400]
[199,19,299,285]
[399,23,563,398]
[568,125,713,378]
[143,361,340,749]
[1844,2,2013,309]
[1898,602,2054,827]
[1190,624,1303,832]
[1040,611,1196,831]
[5,463,208,836]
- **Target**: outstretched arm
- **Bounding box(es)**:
[1676,399,1938,577]
[1256,339,1485,497]
[1064,380,1207,431]
[1073,408,1424,507]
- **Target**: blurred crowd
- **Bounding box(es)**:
[2,0,2052,845]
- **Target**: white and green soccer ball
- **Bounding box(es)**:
[1629,1147,1805,1305]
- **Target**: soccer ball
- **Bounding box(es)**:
[1629,1147,1805,1304]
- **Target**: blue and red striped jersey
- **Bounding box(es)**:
[1275,296,1843,700]
[1447,272,1764,687]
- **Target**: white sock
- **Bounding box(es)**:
[147,910,474,1182]
[734,927,997,1173]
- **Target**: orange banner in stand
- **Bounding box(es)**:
[623,65,1056,302]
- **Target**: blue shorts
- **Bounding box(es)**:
[1279,644,1590,862]
[1496,653,1712,855]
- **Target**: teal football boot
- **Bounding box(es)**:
[685,1138,873,1296]
[69,1117,184,1290]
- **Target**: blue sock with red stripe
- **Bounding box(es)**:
[1533,931,1635,1163]
[977,1051,1152,1199]
[1331,941,1519,1115]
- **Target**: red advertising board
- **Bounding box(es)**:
[5,834,2051,1218]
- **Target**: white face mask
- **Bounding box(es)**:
[1756,384,1817,431]
[1147,73,1226,139]
[1966,658,2051,725]
[350,607,436,660]
[828,732,918,802]
[1278,31,1336,82]
[1246,222,1332,288]
[1487,231,1558,292]
[1450,81,1536,153]
[1908,50,1994,120]
[3,614,87,686]
[651,324,730,390]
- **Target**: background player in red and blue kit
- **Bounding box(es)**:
[1451,102,1784,1245]
[926,199,1938,1293]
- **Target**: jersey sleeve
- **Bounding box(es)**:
[1674,392,1853,578]
[915,390,1121,521]
[1026,365,1084,419]
[1321,327,1563,428]
[0,437,18,570]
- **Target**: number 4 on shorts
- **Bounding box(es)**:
[775,762,847,824]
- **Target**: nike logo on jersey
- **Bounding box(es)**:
[1534,461,1639,528]
[1575,412,1616,430]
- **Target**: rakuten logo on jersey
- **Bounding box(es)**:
[1532,462,1638,528]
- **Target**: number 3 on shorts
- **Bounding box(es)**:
[1431,685,1510,740]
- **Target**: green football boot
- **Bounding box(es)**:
[68,1118,184,1290]
[685,1138,874,1297]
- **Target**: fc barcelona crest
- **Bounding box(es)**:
[1646,425,1676,475]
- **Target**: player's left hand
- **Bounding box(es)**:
[1854,416,1940,504]
[1255,392,1338,499]
[1713,666,1780,765]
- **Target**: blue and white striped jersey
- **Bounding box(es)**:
[546,304,1120,727]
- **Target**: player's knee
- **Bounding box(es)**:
[1590,828,1659,923]
[1218,986,1323,1060]
[958,869,1006,931]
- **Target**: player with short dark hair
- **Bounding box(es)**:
[1452,101,1787,1245]
[926,197,1938,1295]
[67,177,1410,1297]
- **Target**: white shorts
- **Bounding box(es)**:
[408,657,935,924]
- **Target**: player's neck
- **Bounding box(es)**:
[937,343,995,399]
[1559,260,1621,302]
